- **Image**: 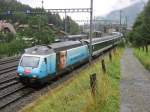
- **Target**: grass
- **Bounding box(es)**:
[134,46,150,71]
[20,48,124,112]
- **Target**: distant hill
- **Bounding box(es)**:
[0,0,31,11]
[103,2,145,26]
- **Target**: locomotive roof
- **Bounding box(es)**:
[49,41,82,52]
[24,45,54,55]
[24,41,82,55]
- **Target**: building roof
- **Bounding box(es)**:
[0,21,16,34]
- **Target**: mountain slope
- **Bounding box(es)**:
[104,2,145,26]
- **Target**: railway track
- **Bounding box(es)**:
[0,56,33,111]
[0,57,19,75]
[0,56,32,110]
[0,61,18,70]
[0,66,17,75]
[0,71,18,82]
[0,79,34,110]
[0,75,17,84]
[0,57,19,65]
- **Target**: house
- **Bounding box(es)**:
[0,20,16,34]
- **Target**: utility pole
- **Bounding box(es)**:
[89,0,93,63]
[124,16,128,43]
[64,10,67,34]
[125,16,127,26]
[42,0,44,10]
[94,16,96,31]
[125,16,128,32]
[119,10,122,35]
[39,0,44,29]
[83,23,85,33]
[39,0,44,38]
[37,0,44,44]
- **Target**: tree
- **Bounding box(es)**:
[128,0,150,49]
[63,16,80,34]
[20,15,55,45]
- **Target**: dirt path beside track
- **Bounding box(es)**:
[120,48,150,112]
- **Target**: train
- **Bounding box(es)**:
[57,34,88,41]
[17,34,122,84]
[56,31,103,42]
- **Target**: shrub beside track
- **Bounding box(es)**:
[134,46,150,71]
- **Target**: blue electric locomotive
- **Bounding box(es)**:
[17,41,89,83]
[17,35,121,84]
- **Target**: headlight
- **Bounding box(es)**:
[33,75,37,78]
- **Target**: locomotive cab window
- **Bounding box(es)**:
[20,56,40,68]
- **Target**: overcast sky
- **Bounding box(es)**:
[18,0,143,21]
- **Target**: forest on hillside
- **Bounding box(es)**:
[0,0,80,57]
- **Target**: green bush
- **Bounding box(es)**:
[134,47,150,71]
[0,39,27,57]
